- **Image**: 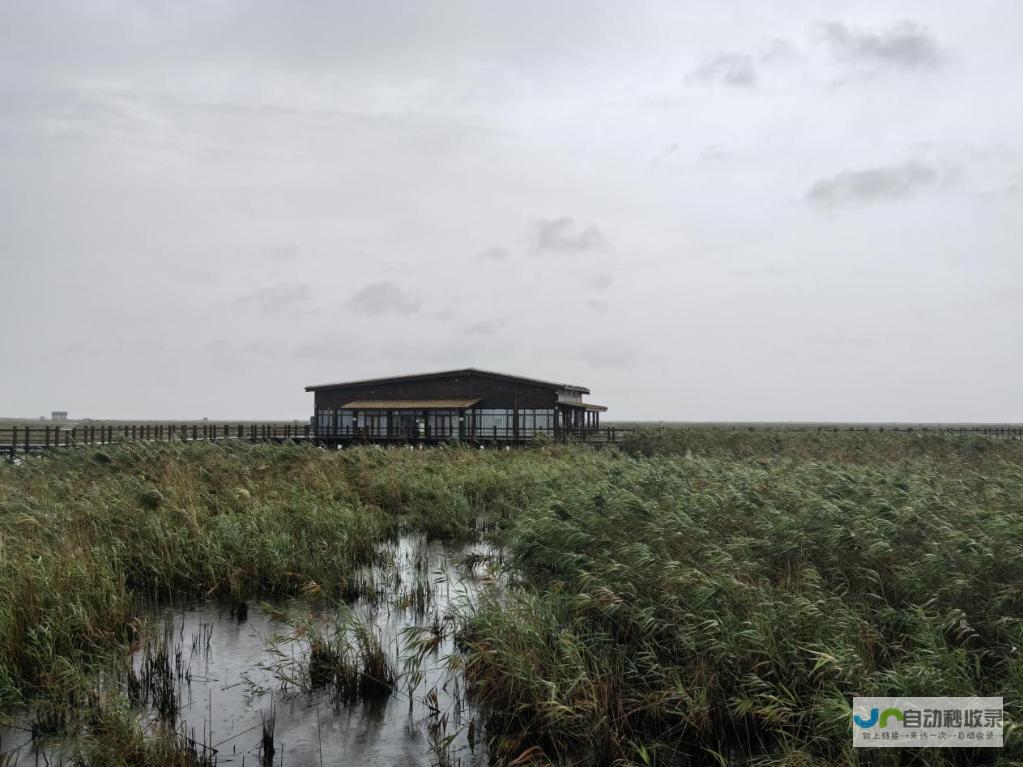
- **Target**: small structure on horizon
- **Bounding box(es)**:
[51,411,68,422]
[305,368,606,443]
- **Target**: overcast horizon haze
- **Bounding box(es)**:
[2,1,1021,422]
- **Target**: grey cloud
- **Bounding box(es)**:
[806,161,943,207]
[1007,172,1023,197]
[291,342,337,360]
[806,333,873,350]
[202,339,231,354]
[345,281,420,315]
[647,143,680,171]
[648,143,731,173]
[528,217,606,254]
[582,338,643,370]
[586,273,613,291]
[820,20,943,71]
[236,282,311,312]
[687,52,757,87]
[586,299,609,314]
[700,145,731,164]
[760,38,797,64]
[268,243,300,261]
[463,320,500,335]
[203,338,284,357]
[478,246,510,261]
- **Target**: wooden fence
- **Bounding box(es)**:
[313,424,617,446]
[0,423,620,460]
[1,423,313,460]
[3,422,1021,462]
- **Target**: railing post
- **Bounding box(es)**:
[9,427,15,461]
[25,426,31,454]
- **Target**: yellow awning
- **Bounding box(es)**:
[340,399,481,410]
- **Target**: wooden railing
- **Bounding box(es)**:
[0,423,621,460]
[1,423,313,460]
[313,424,616,444]
[4,422,1020,461]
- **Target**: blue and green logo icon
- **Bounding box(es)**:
[854,707,904,729]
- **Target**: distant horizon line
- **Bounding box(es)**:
[2,416,1021,427]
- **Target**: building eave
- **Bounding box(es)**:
[305,367,590,394]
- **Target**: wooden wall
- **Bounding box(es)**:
[313,372,562,411]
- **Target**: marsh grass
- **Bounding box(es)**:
[2,433,1021,764]
[14,663,216,767]
[622,426,1023,470]
[457,446,1023,765]
[260,606,395,705]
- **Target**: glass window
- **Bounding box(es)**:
[317,409,334,430]
[516,408,553,436]
[474,409,513,436]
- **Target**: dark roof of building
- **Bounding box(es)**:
[305,368,590,394]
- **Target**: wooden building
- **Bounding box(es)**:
[305,368,607,443]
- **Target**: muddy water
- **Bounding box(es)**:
[0,535,494,766]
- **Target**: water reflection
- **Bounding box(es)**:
[0,535,495,766]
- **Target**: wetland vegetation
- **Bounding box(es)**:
[0,432,1020,764]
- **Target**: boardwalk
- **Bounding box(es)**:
[3,422,1021,461]
[0,422,621,460]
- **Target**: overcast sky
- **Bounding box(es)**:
[1,1,1021,421]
